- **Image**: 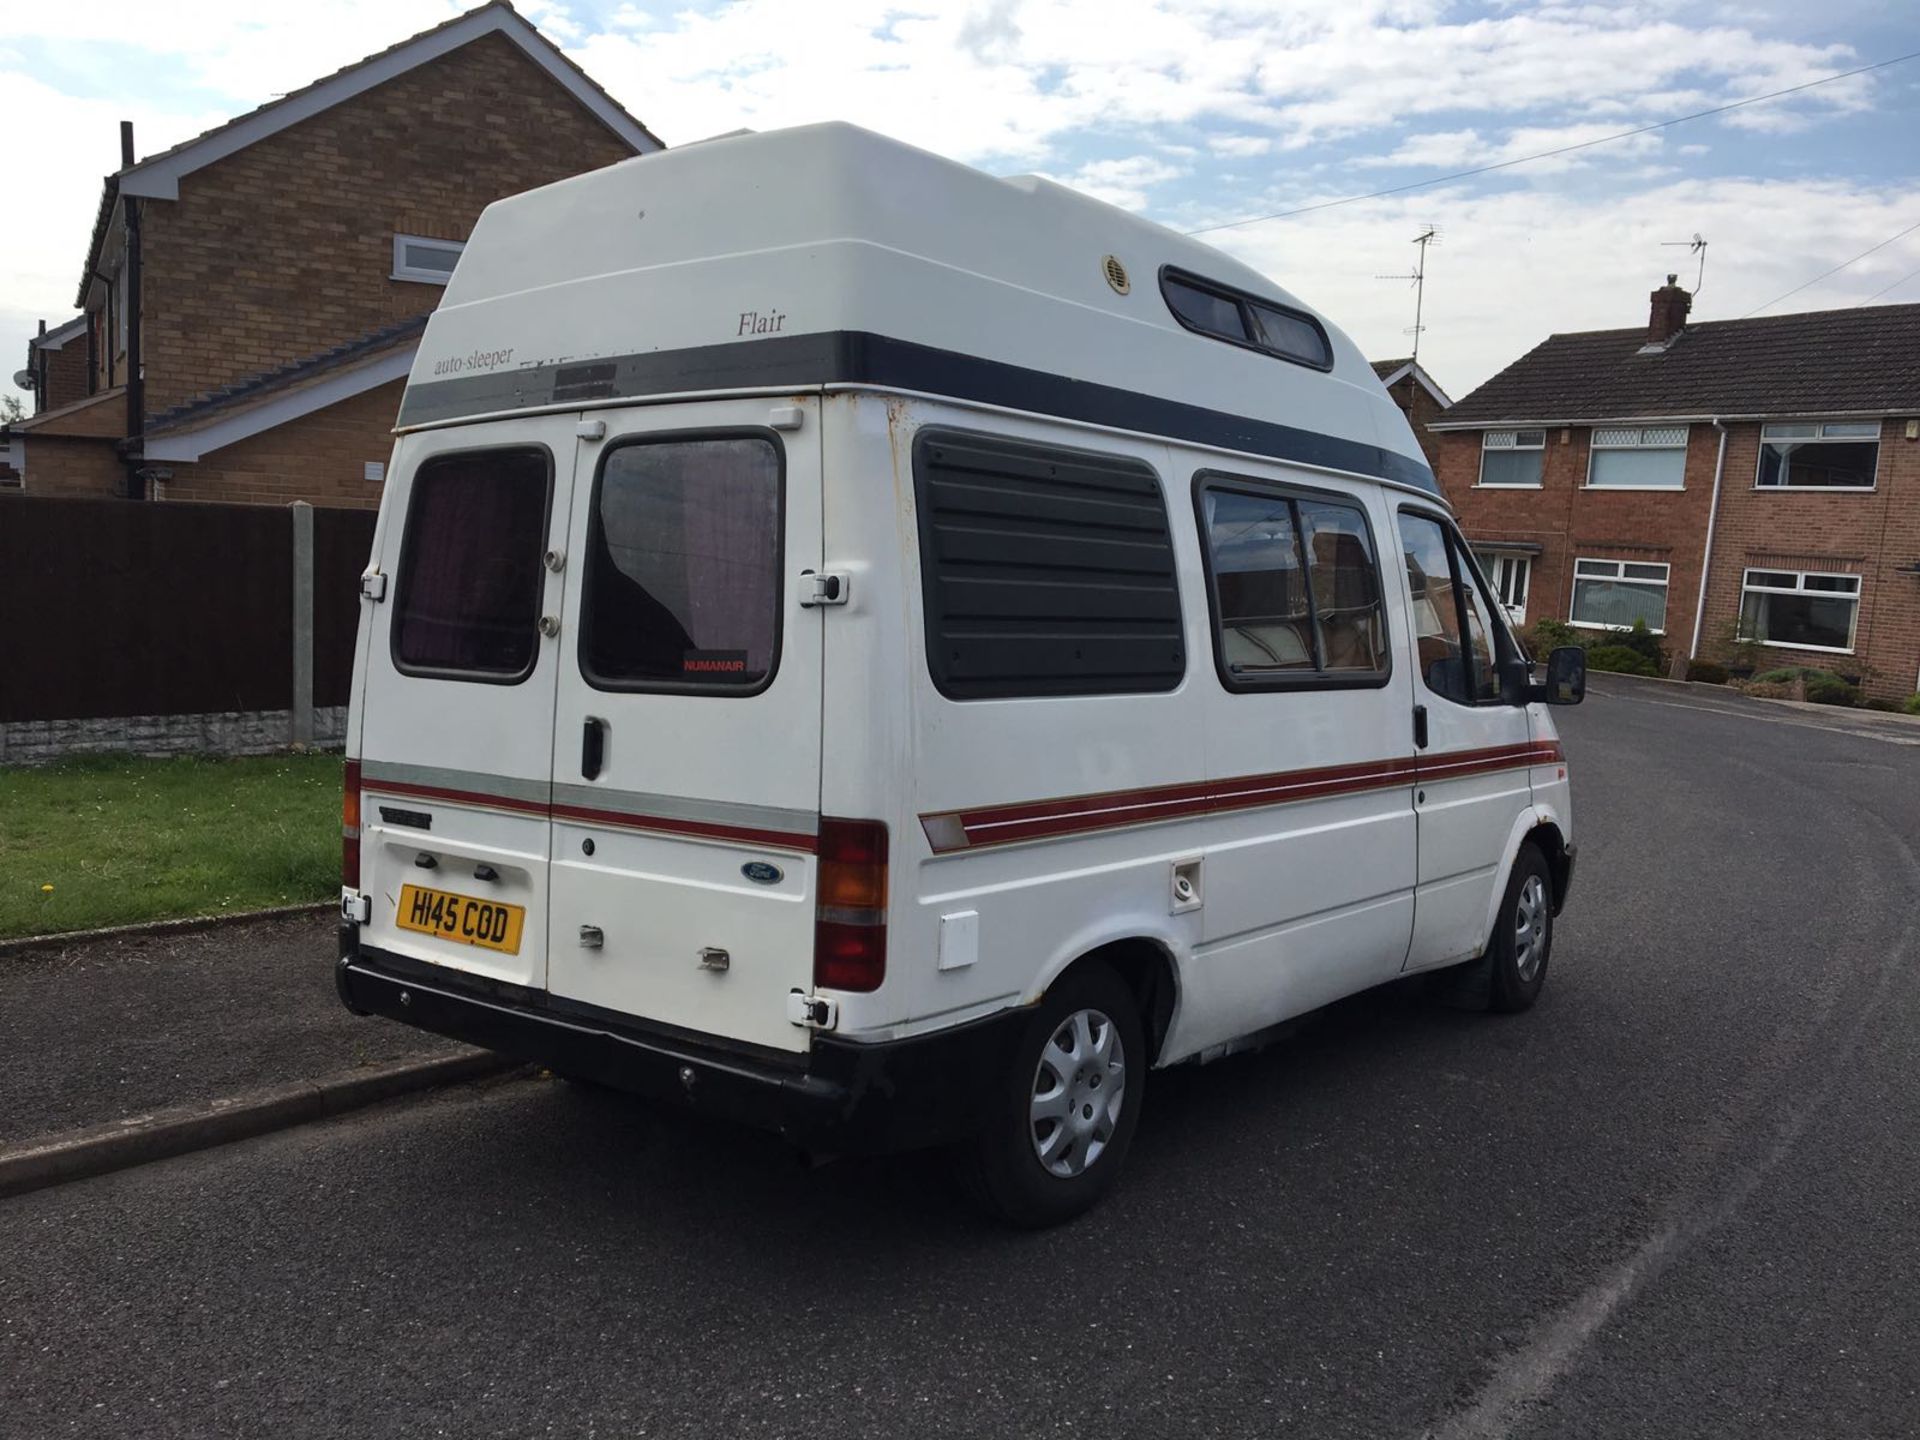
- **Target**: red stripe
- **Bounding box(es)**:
[365,776,551,817]
[550,803,818,854]
[923,741,1567,854]
[363,777,817,854]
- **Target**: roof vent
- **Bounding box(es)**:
[1102,255,1131,295]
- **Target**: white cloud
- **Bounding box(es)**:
[1205,177,1920,395]
[0,0,1904,411]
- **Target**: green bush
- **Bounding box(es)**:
[1584,644,1660,677]
[1752,666,1820,685]
[1608,619,1667,670]
[1687,659,1729,686]
[1904,694,1920,716]
[1805,675,1861,707]
[1527,617,1580,657]
[1864,696,1904,712]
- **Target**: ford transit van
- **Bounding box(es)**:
[337,123,1583,1226]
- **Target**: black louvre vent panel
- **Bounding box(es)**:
[913,429,1185,699]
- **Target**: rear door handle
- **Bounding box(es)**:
[581,717,607,780]
[1412,704,1429,750]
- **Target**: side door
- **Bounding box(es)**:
[1396,508,1535,970]
[354,417,579,990]
[1191,471,1418,1033]
[545,399,824,1055]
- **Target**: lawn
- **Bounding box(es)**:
[0,752,343,940]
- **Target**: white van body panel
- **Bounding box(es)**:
[341,123,1575,1152]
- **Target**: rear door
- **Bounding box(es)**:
[355,417,579,989]
[546,399,823,1054]
[1396,507,1536,970]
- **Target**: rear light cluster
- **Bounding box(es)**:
[813,817,888,993]
[342,759,362,889]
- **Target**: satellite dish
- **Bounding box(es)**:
[11,369,35,390]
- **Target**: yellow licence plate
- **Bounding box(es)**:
[396,884,525,954]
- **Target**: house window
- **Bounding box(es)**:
[1738,568,1861,653]
[392,234,466,285]
[1587,425,1687,489]
[1478,429,1544,487]
[1755,421,1880,490]
[1570,558,1669,633]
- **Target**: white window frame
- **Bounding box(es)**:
[1568,557,1670,634]
[1584,425,1688,491]
[1737,567,1862,654]
[391,233,465,285]
[1477,428,1545,488]
[1753,421,1881,492]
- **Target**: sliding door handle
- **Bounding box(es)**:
[581,717,607,780]
[1412,704,1429,750]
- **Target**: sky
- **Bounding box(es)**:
[3,0,1918,410]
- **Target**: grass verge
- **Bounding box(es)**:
[1,753,342,940]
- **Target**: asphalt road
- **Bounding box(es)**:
[4,675,1918,1439]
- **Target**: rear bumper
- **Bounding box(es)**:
[337,929,1029,1154]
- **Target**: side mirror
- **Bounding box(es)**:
[1532,645,1586,706]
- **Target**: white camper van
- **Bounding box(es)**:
[337,123,1584,1225]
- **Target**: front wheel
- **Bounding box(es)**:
[957,963,1146,1228]
[1487,843,1554,1013]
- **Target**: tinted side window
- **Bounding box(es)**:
[1203,488,1313,675]
[1299,501,1386,672]
[1163,274,1248,341]
[581,435,781,693]
[913,430,1184,700]
[392,447,551,681]
[1400,513,1471,705]
[1199,479,1390,689]
[1456,557,1503,702]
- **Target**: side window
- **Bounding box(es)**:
[1400,513,1471,704]
[392,446,551,682]
[1457,562,1502,702]
[1401,512,1512,705]
[580,434,782,693]
[913,429,1184,699]
[1204,488,1314,675]
[1198,477,1390,689]
[1298,501,1386,672]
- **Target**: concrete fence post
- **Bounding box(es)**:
[290,501,314,748]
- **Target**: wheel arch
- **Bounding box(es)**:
[1041,935,1181,1067]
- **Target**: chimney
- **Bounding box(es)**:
[1648,273,1691,346]
[119,120,135,170]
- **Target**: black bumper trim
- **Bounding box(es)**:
[337,938,1031,1153]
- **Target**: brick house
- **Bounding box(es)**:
[3,2,659,507]
[1370,356,1451,475]
[1431,278,1920,699]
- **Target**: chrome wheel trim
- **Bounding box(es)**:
[1029,1007,1126,1179]
[1514,872,1549,982]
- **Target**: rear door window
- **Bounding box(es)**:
[579,434,782,693]
[391,446,552,682]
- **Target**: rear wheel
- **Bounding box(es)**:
[1487,843,1554,1013]
[958,963,1145,1228]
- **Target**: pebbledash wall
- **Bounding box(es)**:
[1437,418,1920,698]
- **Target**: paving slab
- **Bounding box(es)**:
[0,911,474,1147]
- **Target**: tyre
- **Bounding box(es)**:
[1486,843,1554,1013]
[958,962,1146,1228]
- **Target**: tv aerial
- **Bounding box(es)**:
[1662,233,1708,296]
[1375,226,1439,365]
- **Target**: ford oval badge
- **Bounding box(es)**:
[741,861,784,886]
